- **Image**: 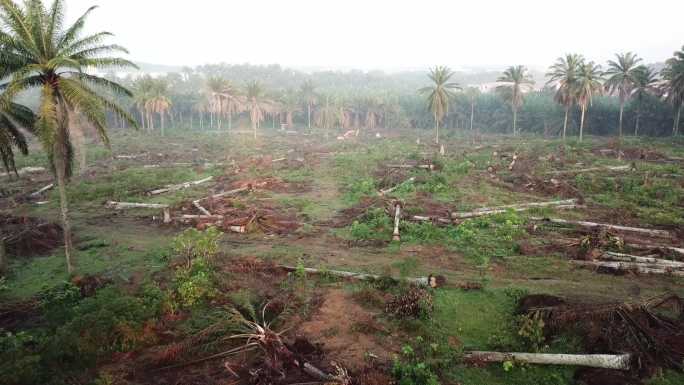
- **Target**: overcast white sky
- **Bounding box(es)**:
[67,0,684,71]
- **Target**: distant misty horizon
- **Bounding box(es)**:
[67,0,683,72]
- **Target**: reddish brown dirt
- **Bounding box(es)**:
[327,196,385,227]
[574,368,644,385]
[300,289,397,369]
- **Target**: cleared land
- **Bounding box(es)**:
[1,129,684,385]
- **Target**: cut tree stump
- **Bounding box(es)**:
[392,203,402,241]
[452,199,579,219]
[531,217,671,238]
[147,176,213,195]
[570,260,684,276]
[465,351,631,370]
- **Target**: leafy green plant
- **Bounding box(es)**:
[349,208,393,240]
[392,339,442,385]
[517,311,546,352]
[174,258,217,307]
[172,226,222,267]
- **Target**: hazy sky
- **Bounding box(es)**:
[68,0,684,70]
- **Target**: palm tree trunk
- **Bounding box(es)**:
[139,109,145,131]
[674,104,682,136]
[579,104,586,142]
[435,112,440,144]
[210,111,214,130]
[513,107,518,136]
[55,96,75,274]
[618,101,624,138]
[307,104,311,129]
[635,104,640,136]
[562,106,569,140]
[160,113,165,136]
[470,101,474,132]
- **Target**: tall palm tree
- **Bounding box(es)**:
[419,66,461,144]
[132,76,154,132]
[279,89,301,130]
[662,46,684,136]
[464,87,480,137]
[0,99,34,175]
[245,80,274,139]
[217,80,242,131]
[631,66,659,136]
[300,79,317,130]
[147,79,172,136]
[0,0,137,274]
[496,65,535,135]
[575,61,604,142]
[604,52,642,138]
[205,76,227,130]
[546,54,583,140]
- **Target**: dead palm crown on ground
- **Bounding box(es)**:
[0,0,138,274]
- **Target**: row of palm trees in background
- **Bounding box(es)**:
[422,49,684,143]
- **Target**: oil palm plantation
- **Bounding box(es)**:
[0,0,137,274]
[575,61,604,142]
[132,75,154,132]
[300,80,317,129]
[419,66,460,144]
[0,99,34,175]
[631,66,659,136]
[546,54,583,140]
[496,65,535,135]
[147,79,172,136]
[604,52,642,138]
[662,46,684,136]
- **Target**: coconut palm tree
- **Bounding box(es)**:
[279,89,301,130]
[604,52,642,138]
[245,80,275,139]
[575,61,604,142]
[300,80,317,130]
[217,80,242,131]
[662,46,684,136]
[546,54,583,140]
[631,66,659,136]
[419,66,461,144]
[132,76,154,132]
[0,0,137,274]
[496,65,535,135]
[0,99,34,175]
[147,79,172,136]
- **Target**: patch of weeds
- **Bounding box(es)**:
[350,284,386,309]
[173,258,217,307]
[516,311,546,352]
[344,177,377,204]
[393,256,420,278]
[386,285,434,319]
[392,337,449,385]
[172,226,222,267]
[349,207,393,241]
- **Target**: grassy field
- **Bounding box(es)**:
[1,128,683,385]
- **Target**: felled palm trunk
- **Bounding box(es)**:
[465,351,631,370]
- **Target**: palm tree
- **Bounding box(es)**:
[546,54,583,140]
[0,0,137,274]
[217,80,242,131]
[0,100,34,175]
[575,61,604,142]
[419,66,461,144]
[147,79,172,136]
[631,66,659,136]
[205,76,227,129]
[464,87,480,137]
[245,81,274,139]
[604,52,642,138]
[496,65,535,135]
[279,89,301,130]
[300,80,317,130]
[133,76,154,132]
[662,46,684,136]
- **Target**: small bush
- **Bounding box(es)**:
[172,226,222,267]
[174,258,217,307]
[392,341,442,385]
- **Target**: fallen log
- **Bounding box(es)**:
[386,164,435,171]
[601,251,684,269]
[531,217,671,238]
[464,351,631,370]
[200,186,251,201]
[452,199,579,219]
[106,201,169,209]
[29,183,54,197]
[280,266,444,288]
[570,260,684,276]
[392,203,402,241]
[379,177,416,196]
[147,176,213,195]
[546,165,631,175]
[411,215,453,225]
[192,200,212,216]
[0,166,46,178]
[629,244,684,258]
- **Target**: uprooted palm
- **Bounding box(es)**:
[0,0,138,274]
